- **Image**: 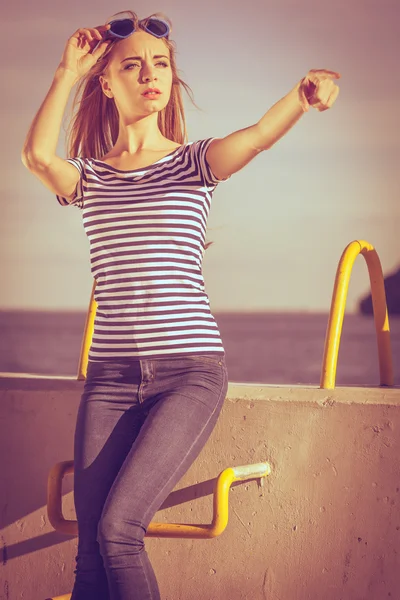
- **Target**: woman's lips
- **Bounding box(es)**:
[142,91,162,100]
[142,88,161,95]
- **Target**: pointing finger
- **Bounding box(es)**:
[309,68,341,79]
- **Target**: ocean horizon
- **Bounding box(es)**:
[1,309,399,387]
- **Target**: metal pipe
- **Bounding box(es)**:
[47,461,271,539]
[76,282,97,381]
[320,240,393,389]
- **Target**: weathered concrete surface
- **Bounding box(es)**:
[1,374,399,600]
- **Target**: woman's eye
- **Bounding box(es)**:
[124,62,169,70]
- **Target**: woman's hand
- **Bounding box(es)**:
[58,24,112,81]
[298,69,341,112]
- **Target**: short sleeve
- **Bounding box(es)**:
[56,157,85,208]
[192,138,231,187]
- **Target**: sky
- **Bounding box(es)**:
[1,0,399,312]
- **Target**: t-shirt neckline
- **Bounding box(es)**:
[91,144,186,174]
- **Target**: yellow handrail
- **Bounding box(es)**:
[77,282,97,380]
[47,461,271,539]
[320,240,393,389]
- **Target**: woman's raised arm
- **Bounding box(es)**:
[21,66,79,167]
[21,25,111,201]
[22,24,111,167]
[21,67,86,202]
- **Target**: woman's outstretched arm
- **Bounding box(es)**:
[206,69,341,181]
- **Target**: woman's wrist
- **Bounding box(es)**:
[54,64,80,86]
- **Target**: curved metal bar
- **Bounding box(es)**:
[320,240,393,389]
[47,461,271,539]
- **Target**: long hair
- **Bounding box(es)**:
[64,10,198,158]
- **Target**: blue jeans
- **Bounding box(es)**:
[70,353,228,600]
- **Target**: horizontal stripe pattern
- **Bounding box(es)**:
[56,138,230,361]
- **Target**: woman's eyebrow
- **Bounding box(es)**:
[120,55,170,63]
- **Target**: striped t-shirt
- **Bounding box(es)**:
[56,137,230,362]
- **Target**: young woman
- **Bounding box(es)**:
[21,11,340,600]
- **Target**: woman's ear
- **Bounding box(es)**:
[99,75,113,98]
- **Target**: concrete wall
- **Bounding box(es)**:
[1,375,399,600]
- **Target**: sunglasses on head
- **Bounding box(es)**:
[108,17,170,38]
[92,16,170,53]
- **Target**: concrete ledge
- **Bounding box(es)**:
[1,371,399,403]
[1,375,400,599]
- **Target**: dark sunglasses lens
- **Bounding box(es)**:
[110,19,135,37]
[146,18,169,37]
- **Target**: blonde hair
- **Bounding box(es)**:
[64,10,198,158]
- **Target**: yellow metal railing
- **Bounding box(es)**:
[47,460,271,539]
[320,240,393,389]
[77,282,97,380]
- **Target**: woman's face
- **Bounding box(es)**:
[99,30,173,119]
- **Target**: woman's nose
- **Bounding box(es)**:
[142,66,156,82]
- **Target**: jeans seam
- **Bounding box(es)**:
[140,364,227,527]
[139,549,154,600]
